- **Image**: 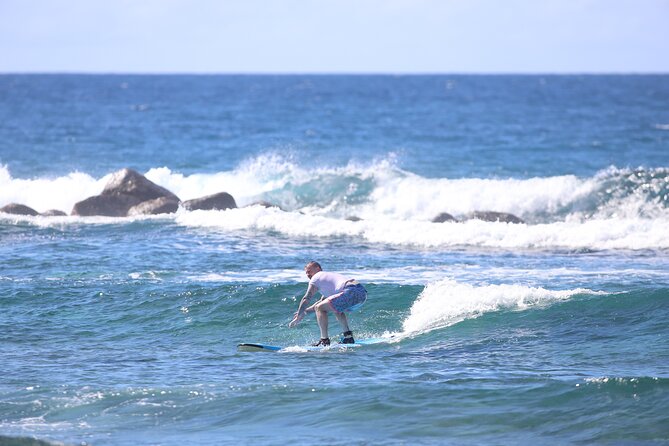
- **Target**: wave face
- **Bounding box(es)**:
[401,279,604,335]
[2,159,668,250]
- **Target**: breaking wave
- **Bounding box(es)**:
[1,155,668,250]
[400,278,606,335]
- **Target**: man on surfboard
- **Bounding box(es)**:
[289,261,367,346]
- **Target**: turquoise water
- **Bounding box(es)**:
[1,75,669,445]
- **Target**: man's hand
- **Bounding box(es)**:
[290,288,318,327]
[289,311,304,328]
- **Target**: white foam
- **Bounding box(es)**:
[144,153,386,206]
[144,153,301,203]
[360,172,595,221]
[0,212,172,228]
[175,206,669,251]
[590,166,669,220]
[2,159,667,251]
[2,159,667,220]
[401,278,605,335]
[0,165,106,214]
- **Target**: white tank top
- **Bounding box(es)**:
[309,271,350,297]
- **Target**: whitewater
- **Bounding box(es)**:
[2,159,668,251]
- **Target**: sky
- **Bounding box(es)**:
[0,0,668,74]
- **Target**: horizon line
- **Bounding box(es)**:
[2,70,668,76]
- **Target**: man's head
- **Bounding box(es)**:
[304,261,322,279]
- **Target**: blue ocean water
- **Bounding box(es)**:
[1,75,669,445]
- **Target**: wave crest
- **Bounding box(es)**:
[401,278,604,335]
[2,157,668,250]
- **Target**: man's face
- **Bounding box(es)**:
[305,265,320,279]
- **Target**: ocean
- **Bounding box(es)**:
[1,74,668,445]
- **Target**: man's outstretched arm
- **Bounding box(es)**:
[289,283,318,327]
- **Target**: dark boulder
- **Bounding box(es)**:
[128,197,180,216]
[71,168,180,217]
[182,192,237,211]
[72,194,140,217]
[431,212,457,223]
[345,216,363,222]
[0,203,39,216]
[101,168,178,200]
[40,209,67,217]
[467,211,524,224]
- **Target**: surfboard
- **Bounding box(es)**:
[237,336,391,352]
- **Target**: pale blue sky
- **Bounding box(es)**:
[1,0,668,73]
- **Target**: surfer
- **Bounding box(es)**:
[289,261,367,346]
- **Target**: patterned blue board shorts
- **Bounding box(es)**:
[329,283,367,313]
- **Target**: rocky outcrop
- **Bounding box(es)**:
[41,209,67,216]
[0,204,68,217]
[127,197,180,216]
[431,212,457,223]
[467,211,524,224]
[182,192,237,211]
[0,203,39,216]
[71,194,137,217]
[71,168,180,217]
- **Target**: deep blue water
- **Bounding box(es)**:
[1,75,669,445]
[3,75,668,179]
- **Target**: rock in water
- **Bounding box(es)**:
[182,192,237,211]
[40,209,67,216]
[431,212,457,223]
[72,168,180,217]
[127,197,180,216]
[0,203,39,216]
[467,211,524,224]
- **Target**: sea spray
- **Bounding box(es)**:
[401,278,605,335]
[3,160,667,223]
[144,153,302,203]
[175,208,669,250]
[0,165,105,214]
[4,202,669,250]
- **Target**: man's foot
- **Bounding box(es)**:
[312,338,330,347]
[341,331,355,344]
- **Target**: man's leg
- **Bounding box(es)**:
[334,312,350,333]
[334,312,355,343]
[315,291,346,340]
[314,300,330,339]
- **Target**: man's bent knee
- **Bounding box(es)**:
[315,300,332,313]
